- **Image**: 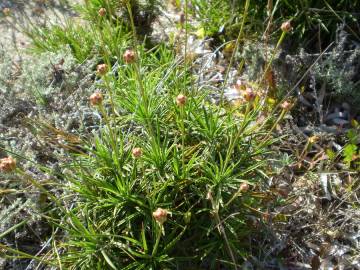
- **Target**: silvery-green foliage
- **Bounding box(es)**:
[311,28,360,103]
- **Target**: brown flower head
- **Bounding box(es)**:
[132,147,142,158]
[0,156,16,173]
[243,87,256,102]
[281,21,292,33]
[280,100,292,110]
[96,63,108,76]
[90,92,103,106]
[152,208,168,225]
[123,49,136,64]
[239,183,249,192]
[98,7,107,17]
[3,8,11,16]
[176,94,187,106]
[179,12,185,25]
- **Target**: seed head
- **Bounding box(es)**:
[132,147,142,158]
[96,64,108,76]
[98,7,107,17]
[281,21,292,33]
[152,208,168,225]
[0,156,16,173]
[239,183,249,192]
[243,87,256,102]
[90,92,103,106]
[176,94,187,106]
[123,49,136,64]
[3,8,11,16]
[280,100,292,110]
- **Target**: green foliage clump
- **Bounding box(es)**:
[0,1,292,269]
[191,0,360,49]
[34,43,280,269]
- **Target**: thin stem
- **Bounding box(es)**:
[214,209,238,269]
[180,107,186,174]
[184,0,189,95]
[98,104,121,175]
[151,224,163,257]
[126,1,153,135]
[220,0,251,105]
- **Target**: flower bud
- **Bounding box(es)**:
[176,94,187,106]
[243,87,256,102]
[239,183,249,192]
[98,7,107,17]
[152,208,168,225]
[280,100,292,110]
[308,136,318,144]
[132,147,142,158]
[0,156,16,173]
[3,8,11,16]
[90,92,103,106]
[235,79,246,91]
[281,21,292,33]
[123,49,136,64]
[96,63,108,76]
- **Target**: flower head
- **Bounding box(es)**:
[280,100,292,110]
[123,49,136,64]
[179,12,185,25]
[235,79,246,91]
[132,147,142,158]
[308,136,319,144]
[243,87,256,102]
[152,208,168,225]
[176,94,187,106]
[239,183,249,192]
[98,7,107,17]
[96,64,108,76]
[281,21,292,33]
[3,8,11,16]
[0,156,16,173]
[90,92,103,106]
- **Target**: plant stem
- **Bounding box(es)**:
[151,224,163,257]
[220,0,251,105]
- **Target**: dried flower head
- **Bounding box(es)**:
[132,147,142,158]
[308,136,319,144]
[123,49,136,64]
[96,63,108,76]
[98,7,107,17]
[176,94,187,106]
[281,21,292,33]
[243,87,256,102]
[235,79,246,91]
[3,8,11,16]
[179,12,185,25]
[0,156,16,173]
[239,183,249,192]
[152,208,168,225]
[90,92,103,106]
[280,100,292,110]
